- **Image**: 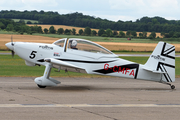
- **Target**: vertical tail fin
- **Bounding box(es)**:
[144,41,175,82]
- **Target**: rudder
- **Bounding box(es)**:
[144,41,175,82]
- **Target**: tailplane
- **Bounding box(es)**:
[144,41,175,83]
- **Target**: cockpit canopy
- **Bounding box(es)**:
[53,38,113,54]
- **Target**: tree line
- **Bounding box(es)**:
[1,18,180,39]
[0,18,154,38]
[1,10,180,33]
[0,19,43,34]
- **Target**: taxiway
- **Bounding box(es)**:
[0,77,180,120]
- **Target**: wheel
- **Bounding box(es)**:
[171,85,175,89]
[37,84,46,88]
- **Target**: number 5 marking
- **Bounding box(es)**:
[29,51,37,59]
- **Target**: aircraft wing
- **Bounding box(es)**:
[44,58,87,73]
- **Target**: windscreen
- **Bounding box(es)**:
[68,39,112,54]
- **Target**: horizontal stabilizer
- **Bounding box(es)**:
[142,66,166,74]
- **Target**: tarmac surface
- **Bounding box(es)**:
[0,77,180,120]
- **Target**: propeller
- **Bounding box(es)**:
[11,35,15,57]
[11,35,14,46]
[11,50,15,58]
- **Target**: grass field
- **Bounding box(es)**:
[0,55,179,77]
[0,55,106,77]
[12,19,39,24]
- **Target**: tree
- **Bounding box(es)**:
[149,32,156,39]
[161,32,165,38]
[44,28,48,34]
[131,31,137,37]
[72,28,76,35]
[57,28,64,35]
[113,30,118,36]
[84,27,91,36]
[101,34,108,37]
[64,29,71,35]
[79,29,83,35]
[142,32,147,38]
[2,10,180,33]
[152,18,159,24]
[27,21,32,24]
[6,24,14,31]
[37,26,43,33]
[126,30,131,37]
[91,30,97,36]
[19,25,30,34]
[98,29,105,36]
[119,31,125,38]
[164,33,170,38]
[149,35,154,39]
[14,24,21,32]
[18,19,25,24]
[106,28,112,37]
[49,26,56,34]
[169,31,174,38]
[173,32,180,38]
[0,22,5,29]
[139,33,143,38]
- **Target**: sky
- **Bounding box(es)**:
[0,0,180,22]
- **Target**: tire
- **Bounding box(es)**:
[37,84,46,88]
[171,85,175,89]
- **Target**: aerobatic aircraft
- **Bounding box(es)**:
[5,38,175,89]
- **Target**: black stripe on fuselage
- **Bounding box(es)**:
[37,58,118,64]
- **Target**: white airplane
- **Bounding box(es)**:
[5,38,175,89]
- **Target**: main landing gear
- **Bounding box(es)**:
[34,63,60,88]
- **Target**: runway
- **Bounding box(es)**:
[0,77,180,120]
[1,103,180,108]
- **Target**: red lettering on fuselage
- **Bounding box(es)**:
[104,63,109,70]
[125,68,130,74]
[129,70,135,76]
[104,64,135,76]
[118,67,125,74]
[113,66,118,72]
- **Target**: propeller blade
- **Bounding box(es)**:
[11,50,15,58]
[11,35,14,46]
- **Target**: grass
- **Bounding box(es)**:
[0,51,10,53]
[0,55,179,78]
[0,55,100,77]
[12,19,39,24]
[0,31,19,34]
